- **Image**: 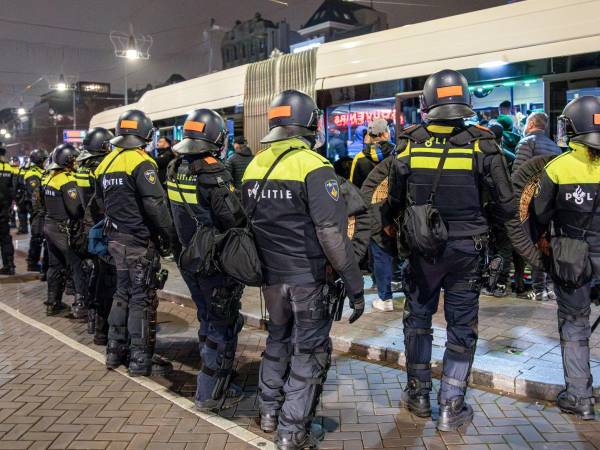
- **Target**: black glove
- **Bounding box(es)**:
[157,233,173,258]
[348,291,365,324]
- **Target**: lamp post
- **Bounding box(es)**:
[110,27,152,106]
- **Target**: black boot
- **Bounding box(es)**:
[400,379,432,417]
[128,347,153,377]
[557,390,595,420]
[275,424,323,450]
[106,341,129,369]
[0,266,15,275]
[94,315,108,346]
[87,309,96,335]
[260,412,278,433]
[46,303,68,316]
[195,383,244,412]
[71,295,87,320]
[151,355,173,377]
[437,396,474,432]
[27,263,41,272]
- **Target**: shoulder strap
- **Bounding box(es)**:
[427,140,451,204]
[172,170,201,227]
[247,147,298,220]
[584,183,600,232]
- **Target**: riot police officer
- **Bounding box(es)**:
[95,109,176,377]
[43,144,87,316]
[25,149,48,272]
[0,146,15,275]
[14,157,30,235]
[532,96,600,419]
[242,90,364,449]
[166,108,246,411]
[75,127,117,343]
[386,70,515,431]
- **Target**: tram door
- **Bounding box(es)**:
[395,91,423,129]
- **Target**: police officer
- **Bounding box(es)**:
[8,157,19,230]
[532,96,600,419]
[25,149,48,272]
[0,146,15,275]
[243,90,364,449]
[386,70,515,431]
[166,108,246,411]
[14,157,30,235]
[95,109,176,377]
[43,144,88,316]
[75,127,117,342]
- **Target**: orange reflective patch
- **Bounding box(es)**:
[594,114,600,125]
[475,124,490,131]
[268,105,292,120]
[204,156,218,164]
[120,119,138,129]
[436,85,463,98]
[184,121,205,132]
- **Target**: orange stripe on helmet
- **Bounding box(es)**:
[184,121,205,132]
[268,105,292,120]
[120,119,138,129]
[594,114,600,125]
[436,85,463,98]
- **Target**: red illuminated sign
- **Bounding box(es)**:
[332,108,397,127]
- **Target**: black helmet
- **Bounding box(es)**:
[261,90,320,144]
[110,109,154,149]
[557,95,600,149]
[48,143,79,170]
[83,127,114,153]
[173,109,228,154]
[420,69,474,120]
[30,148,49,166]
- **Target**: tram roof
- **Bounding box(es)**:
[90,0,600,129]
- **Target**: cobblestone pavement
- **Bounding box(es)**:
[14,236,600,400]
[2,257,600,449]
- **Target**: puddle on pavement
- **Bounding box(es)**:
[156,311,193,336]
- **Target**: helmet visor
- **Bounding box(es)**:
[556,115,570,148]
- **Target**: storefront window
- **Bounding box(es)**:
[325,97,396,160]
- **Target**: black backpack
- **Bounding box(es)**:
[400,141,449,261]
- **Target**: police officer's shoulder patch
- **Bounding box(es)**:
[325,179,340,202]
[144,169,157,185]
[67,188,78,200]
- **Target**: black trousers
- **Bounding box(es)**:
[44,219,86,303]
[258,283,332,437]
[403,239,482,403]
[27,211,44,267]
[107,234,159,355]
[0,203,14,268]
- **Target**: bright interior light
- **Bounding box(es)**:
[56,82,67,91]
[5,133,11,139]
[125,48,139,60]
[0,129,6,135]
[17,107,26,116]
[478,60,509,69]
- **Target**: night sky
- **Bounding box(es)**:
[0,0,510,109]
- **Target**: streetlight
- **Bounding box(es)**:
[56,74,68,91]
[17,107,26,116]
[0,129,5,136]
[5,133,11,139]
[110,27,153,105]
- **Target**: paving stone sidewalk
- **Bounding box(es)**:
[13,236,600,401]
[2,260,600,449]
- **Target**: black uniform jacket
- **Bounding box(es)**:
[242,138,362,297]
[534,142,600,275]
[94,147,173,244]
[0,160,14,206]
[24,165,45,214]
[166,153,246,247]
[43,170,83,222]
[387,123,515,239]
